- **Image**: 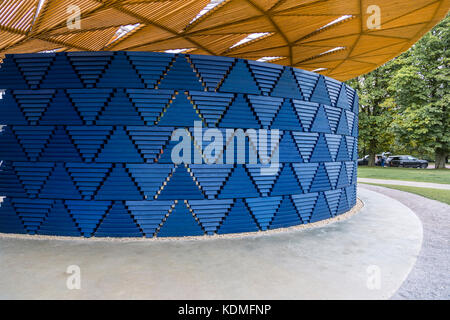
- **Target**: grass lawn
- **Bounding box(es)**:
[357,166,450,184]
[362,183,450,205]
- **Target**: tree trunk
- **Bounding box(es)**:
[435,149,447,169]
[368,152,376,166]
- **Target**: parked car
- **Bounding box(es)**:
[386,155,428,168]
[357,155,369,166]
[358,153,390,166]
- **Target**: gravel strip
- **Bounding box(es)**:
[359,183,450,300]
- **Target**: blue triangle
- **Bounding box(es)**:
[12,198,53,234]
[41,54,83,88]
[66,200,110,237]
[217,199,259,234]
[293,100,318,131]
[158,55,203,90]
[16,89,55,124]
[246,196,282,230]
[292,68,320,101]
[67,89,113,124]
[271,164,302,196]
[0,91,27,124]
[157,201,204,237]
[324,162,340,189]
[278,131,303,163]
[310,134,332,162]
[68,52,113,87]
[40,164,81,200]
[40,90,83,125]
[248,60,283,95]
[336,188,349,214]
[291,192,318,223]
[97,89,144,125]
[189,55,235,91]
[292,163,318,192]
[66,163,112,199]
[96,127,142,162]
[128,89,173,125]
[189,164,233,199]
[336,163,349,189]
[0,199,26,234]
[95,165,142,200]
[352,115,358,137]
[336,85,350,109]
[248,95,283,128]
[336,136,350,161]
[270,196,301,229]
[0,58,28,89]
[126,200,174,237]
[40,127,82,161]
[95,202,142,237]
[245,164,279,197]
[219,94,259,128]
[38,201,80,236]
[310,76,331,105]
[189,91,233,127]
[14,162,54,197]
[15,54,54,88]
[309,163,331,193]
[128,52,174,89]
[336,110,349,135]
[127,164,174,199]
[219,165,259,199]
[352,93,359,114]
[311,104,331,133]
[97,52,144,88]
[67,126,113,162]
[0,161,27,197]
[158,165,204,200]
[188,199,233,234]
[271,99,302,130]
[158,92,202,126]
[219,60,260,94]
[310,192,331,223]
[271,67,303,99]
[0,127,27,160]
[325,189,342,216]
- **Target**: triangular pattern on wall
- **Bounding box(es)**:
[245,196,282,230]
[219,60,260,95]
[158,165,204,200]
[188,199,233,235]
[158,55,203,91]
[95,164,142,200]
[95,202,143,237]
[157,201,204,237]
[217,198,259,234]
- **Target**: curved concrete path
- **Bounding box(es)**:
[359,184,450,300]
[358,178,450,190]
[0,188,422,300]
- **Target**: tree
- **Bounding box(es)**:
[346,63,396,166]
[389,15,449,168]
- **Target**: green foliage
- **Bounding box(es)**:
[347,14,449,167]
[357,166,450,184]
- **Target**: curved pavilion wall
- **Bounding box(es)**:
[0,52,358,238]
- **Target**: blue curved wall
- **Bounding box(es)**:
[0,52,358,238]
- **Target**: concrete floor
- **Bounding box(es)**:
[360,184,450,300]
[0,187,422,299]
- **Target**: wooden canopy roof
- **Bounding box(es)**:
[0,0,448,80]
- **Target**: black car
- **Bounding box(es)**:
[386,155,428,168]
[357,155,369,166]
